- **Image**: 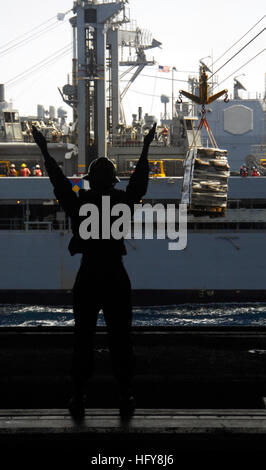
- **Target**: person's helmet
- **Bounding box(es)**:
[10,164,15,168]
[36,164,40,169]
[83,157,120,188]
[21,163,26,168]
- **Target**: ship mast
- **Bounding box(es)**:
[71,0,129,175]
[59,0,161,175]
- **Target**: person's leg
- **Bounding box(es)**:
[103,262,136,412]
[70,264,100,415]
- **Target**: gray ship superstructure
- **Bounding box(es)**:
[1,0,266,304]
[197,96,266,172]
[179,76,266,173]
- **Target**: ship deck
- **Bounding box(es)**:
[1,327,266,462]
[1,408,266,463]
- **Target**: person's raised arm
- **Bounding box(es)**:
[126,123,157,204]
[32,125,78,217]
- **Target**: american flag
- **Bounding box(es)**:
[158,65,171,73]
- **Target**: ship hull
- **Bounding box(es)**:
[0,289,266,306]
[1,230,266,305]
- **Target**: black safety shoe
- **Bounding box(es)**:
[119,390,136,416]
[68,394,87,419]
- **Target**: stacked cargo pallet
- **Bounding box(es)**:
[182,147,230,217]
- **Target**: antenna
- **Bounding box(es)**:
[161,95,169,120]
[234,75,246,99]
[199,60,212,74]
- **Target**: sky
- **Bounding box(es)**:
[0,0,265,124]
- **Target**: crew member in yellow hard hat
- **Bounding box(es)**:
[20,163,31,177]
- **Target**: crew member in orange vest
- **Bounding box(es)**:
[35,164,43,176]
[252,166,260,177]
[240,164,248,177]
[9,164,17,176]
[161,126,168,146]
[20,163,31,177]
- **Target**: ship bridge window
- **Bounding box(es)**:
[4,112,19,123]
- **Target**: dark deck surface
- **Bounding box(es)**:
[1,408,266,464]
[1,328,266,463]
[1,327,266,408]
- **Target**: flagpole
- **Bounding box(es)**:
[172,67,174,119]
[172,67,176,119]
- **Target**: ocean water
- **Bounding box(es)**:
[1,303,266,327]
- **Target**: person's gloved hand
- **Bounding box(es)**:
[32,125,48,154]
[144,122,157,147]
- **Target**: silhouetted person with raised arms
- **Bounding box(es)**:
[32,123,156,418]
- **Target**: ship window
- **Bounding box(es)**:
[85,8,97,23]
[4,112,19,123]
[185,120,193,130]
[4,112,12,123]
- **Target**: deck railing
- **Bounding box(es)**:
[0,219,71,231]
[111,135,170,148]
[24,221,52,232]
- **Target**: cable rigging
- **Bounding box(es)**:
[214,48,266,88]
[0,9,72,58]
[122,71,188,83]
[6,43,72,88]
[0,21,68,58]
[0,15,56,52]
[212,14,265,66]
[209,27,265,79]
